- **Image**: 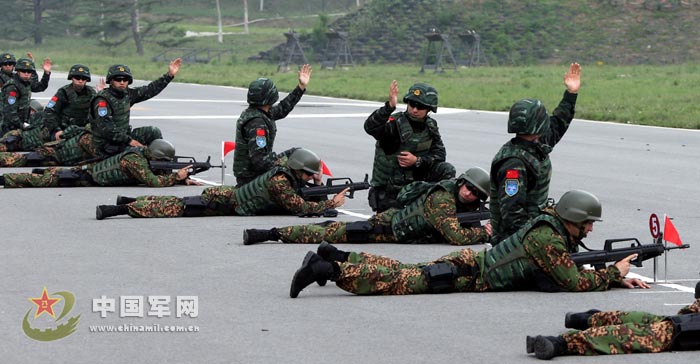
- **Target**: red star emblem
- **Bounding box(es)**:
[29,287,61,319]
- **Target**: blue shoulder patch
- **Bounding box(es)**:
[46,100,56,108]
[505,179,519,197]
[97,107,108,117]
[255,136,267,148]
[8,96,16,105]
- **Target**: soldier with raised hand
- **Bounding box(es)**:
[0,139,196,188]
[233,64,312,187]
[90,58,181,158]
[0,52,51,91]
[1,58,44,135]
[489,62,581,243]
[44,64,101,141]
[95,148,347,220]
[365,80,455,213]
[243,167,491,246]
[287,189,650,298]
[526,281,700,360]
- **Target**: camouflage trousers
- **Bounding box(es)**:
[0,127,49,152]
[2,167,93,188]
[562,311,674,355]
[277,211,397,244]
[126,186,238,218]
[334,248,486,295]
[0,133,95,168]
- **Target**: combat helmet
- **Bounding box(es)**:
[507,98,550,135]
[68,64,91,82]
[106,64,133,84]
[555,190,603,223]
[287,148,321,175]
[30,99,44,113]
[247,78,279,106]
[457,167,490,201]
[148,139,176,161]
[0,53,16,66]
[14,58,35,72]
[403,83,438,112]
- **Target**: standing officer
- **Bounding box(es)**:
[233,64,312,186]
[489,63,581,243]
[44,64,99,141]
[0,139,195,188]
[288,189,650,298]
[243,167,491,246]
[526,282,700,360]
[365,80,455,213]
[90,58,181,158]
[95,148,347,220]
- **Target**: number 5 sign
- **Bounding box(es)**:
[649,213,660,239]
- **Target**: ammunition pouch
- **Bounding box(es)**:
[368,187,399,213]
[182,196,209,217]
[57,169,90,187]
[422,263,456,294]
[670,313,700,351]
[25,152,49,167]
[345,221,374,243]
[103,143,126,156]
[0,135,21,151]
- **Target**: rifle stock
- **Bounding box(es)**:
[456,202,490,228]
[571,238,689,270]
[299,174,370,199]
[149,156,221,176]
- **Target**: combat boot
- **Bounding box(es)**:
[564,309,601,330]
[290,251,337,298]
[317,241,349,262]
[0,176,4,186]
[116,195,137,205]
[529,335,567,360]
[243,228,280,245]
[96,205,129,220]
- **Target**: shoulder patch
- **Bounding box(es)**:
[505,179,519,197]
[46,95,58,108]
[255,128,267,148]
[7,91,17,105]
[97,100,109,117]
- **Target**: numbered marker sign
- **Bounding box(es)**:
[649,213,660,239]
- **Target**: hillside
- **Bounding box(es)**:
[253,0,700,66]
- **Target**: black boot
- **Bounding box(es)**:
[695,281,699,299]
[290,251,336,298]
[531,336,567,360]
[564,309,601,330]
[116,195,137,205]
[243,228,280,245]
[317,241,349,262]
[0,175,4,186]
[96,205,129,220]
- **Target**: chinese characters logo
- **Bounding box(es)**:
[22,287,80,341]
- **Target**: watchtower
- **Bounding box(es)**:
[321,30,353,70]
[278,30,308,72]
[420,28,457,73]
[457,30,486,67]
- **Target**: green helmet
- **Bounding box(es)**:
[555,190,603,223]
[247,78,279,106]
[14,58,35,72]
[507,98,550,135]
[0,53,16,66]
[457,167,490,200]
[148,139,176,161]
[106,64,133,84]
[30,99,44,112]
[402,83,438,112]
[68,64,91,82]
[287,148,321,175]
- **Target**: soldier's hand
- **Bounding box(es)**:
[482,222,492,236]
[96,77,107,92]
[42,57,52,73]
[176,165,192,181]
[185,178,203,186]
[389,80,399,108]
[613,253,637,277]
[169,58,182,77]
[54,131,63,140]
[564,62,581,94]
[298,64,311,90]
[621,278,650,289]
[26,51,34,61]
[312,172,323,185]
[129,139,145,147]
[397,151,418,167]
[332,187,350,207]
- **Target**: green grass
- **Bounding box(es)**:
[7,35,700,129]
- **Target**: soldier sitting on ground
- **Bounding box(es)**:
[526,281,700,360]
[243,167,492,246]
[0,99,47,152]
[95,148,348,220]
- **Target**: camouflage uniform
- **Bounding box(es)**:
[0,109,48,152]
[232,86,305,186]
[1,149,179,188]
[328,207,624,295]
[89,74,172,158]
[556,299,700,356]
[490,91,577,242]
[124,167,336,218]
[277,180,488,245]
[44,82,97,138]
[0,126,95,167]
[364,102,455,212]
[0,73,33,134]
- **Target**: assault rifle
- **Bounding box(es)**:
[456,202,490,228]
[571,238,689,270]
[299,174,371,199]
[149,156,221,176]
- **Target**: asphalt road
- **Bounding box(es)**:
[1,73,698,363]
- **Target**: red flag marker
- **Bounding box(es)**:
[663,216,683,247]
[320,160,332,177]
[222,141,236,157]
